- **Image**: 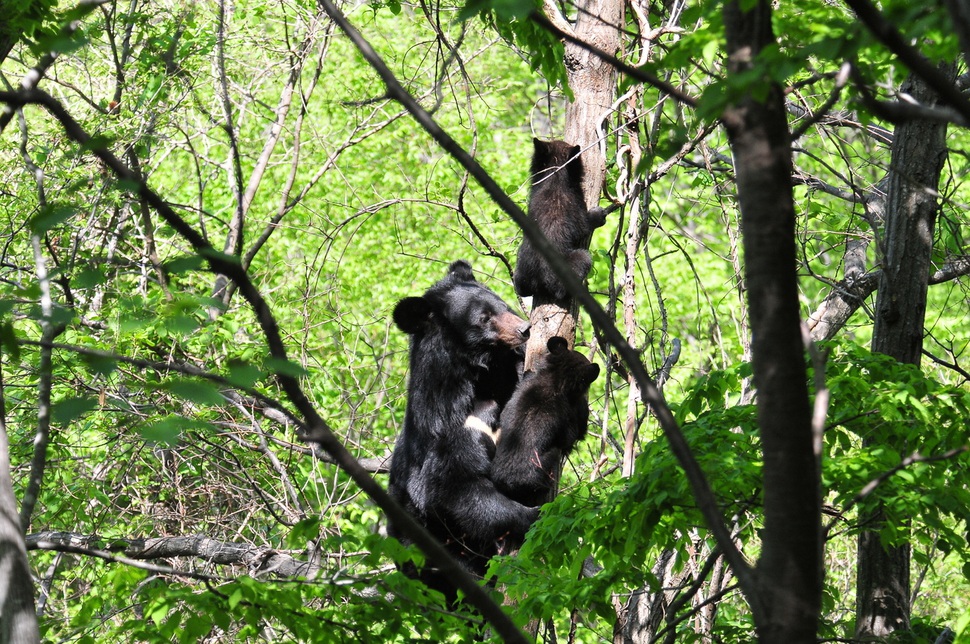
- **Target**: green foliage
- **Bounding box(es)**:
[495,344,970,639]
[456,0,569,94]
[3,0,969,640]
[823,343,970,555]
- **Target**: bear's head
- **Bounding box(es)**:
[543,336,600,391]
[531,138,584,187]
[394,260,530,357]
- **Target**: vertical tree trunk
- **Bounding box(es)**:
[856,67,953,639]
[722,0,821,640]
[525,0,621,370]
[0,401,40,643]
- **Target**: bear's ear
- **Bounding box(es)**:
[547,336,569,354]
[532,138,550,165]
[569,144,581,159]
[393,297,433,334]
[447,260,476,283]
[583,363,601,386]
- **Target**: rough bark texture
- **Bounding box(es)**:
[856,68,953,639]
[0,420,40,644]
[722,0,821,640]
[26,531,320,578]
[524,0,620,371]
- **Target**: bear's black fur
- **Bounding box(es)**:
[465,398,501,459]
[513,138,607,302]
[491,337,600,508]
[389,260,537,595]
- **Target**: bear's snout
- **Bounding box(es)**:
[493,312,530,346]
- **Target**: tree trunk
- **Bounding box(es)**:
[525,0,621,370]
[0,411,40,644]
[722,0,821,640]
[856,67,953,639]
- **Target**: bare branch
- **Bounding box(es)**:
[27,531,321,577]
[17,107,66,532]
[807,256,970,342]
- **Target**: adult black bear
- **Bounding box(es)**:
[389,260,537,595]
[491,337,600,508]
[513,138,607,302]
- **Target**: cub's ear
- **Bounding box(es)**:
[569,144,581,159]
[547,336,569,354]
[583,363,601,386]
[532,138,550,165]
[393,297,433,334]
[447,260,476,282]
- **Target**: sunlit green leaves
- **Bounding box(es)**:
[822,342,970,561]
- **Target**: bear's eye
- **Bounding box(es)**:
[478,312,491,326]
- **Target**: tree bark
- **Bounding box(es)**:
[856,67,953,639]
[722,0,821,640]
[0,395,40,644]
[524,0,621,371]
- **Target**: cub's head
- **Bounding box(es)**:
[531,138,584,186]
[543,336,600,391]
[394,260,530,355]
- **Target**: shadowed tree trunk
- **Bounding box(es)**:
[0,398,40,644]
[722,0,821,640]
[856,66,954,639]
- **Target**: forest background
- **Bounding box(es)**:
[1,0,970,641]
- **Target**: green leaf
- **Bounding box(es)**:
[138,415,214,445]
[0,320,20,361]
[228,588,244,610]
[224,360,263,388]
[285,517,322,549]
[52,396,99,425]
[30,204,76,233]
[263,357,308,378]
[161,379,225,406]
[81,351,117,376]
[164,255,206,275]
[72,266,107,289]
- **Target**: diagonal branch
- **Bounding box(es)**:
[843,0,970,123]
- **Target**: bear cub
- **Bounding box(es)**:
[513,138,607,302]
[491,336,600,508]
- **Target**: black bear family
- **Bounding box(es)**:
[389,260,598,597]
[513,138,607,302]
